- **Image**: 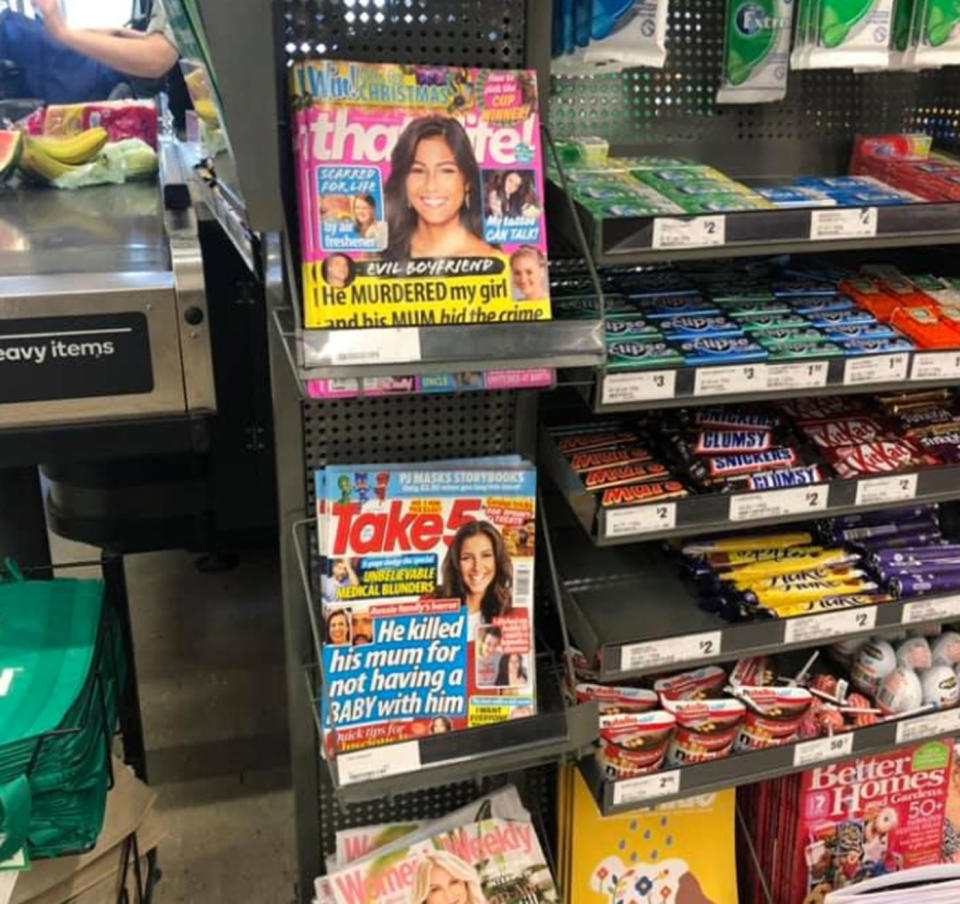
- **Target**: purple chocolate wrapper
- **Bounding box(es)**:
[891,570,960,598]
[832,519,939,543]
[878,559,960,580]
[857,529,945,551]
[875,544,960,566]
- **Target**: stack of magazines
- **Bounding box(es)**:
[825,865,960,902]
[315,457,538,756]
[315,785,559,904]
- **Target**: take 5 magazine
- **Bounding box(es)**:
[315,460,537,754]
[290,61,552,328]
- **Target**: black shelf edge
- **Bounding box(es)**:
[314,661,599,805]
[548,181,960,265]
[541,428,960,546]
[581,706,960,815]
[591,350,960,413]
[551,527,960,681]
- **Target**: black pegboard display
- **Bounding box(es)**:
[281,0,527,68]
[548,0,960,176]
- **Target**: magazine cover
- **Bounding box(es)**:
[290,61,552,328]
[739,740,959,904]
[323,817,558,904]
[315,463,537,753]
[563,766,738,904]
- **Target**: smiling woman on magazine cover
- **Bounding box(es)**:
[438,520,514,633]
[410,851,488,904]
[383,115,497,260]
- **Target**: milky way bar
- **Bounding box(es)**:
[569,444,654,474]
[700,447,798,478]
[600,480,689,508]
[583,461,670,491]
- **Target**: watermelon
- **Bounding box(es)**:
[0,131,22,181]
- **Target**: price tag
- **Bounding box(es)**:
[810,207,877,241]
[605,503,676,539]
[793,733,854,768]
[693,364,768,396]
[855,473,918,507]
[652,216,725,250]
[911,351,960,382]
[895,708,960,744]
[337,740,421,786]
[902,595,960,625]
[784,607,877,645]
[612,769,681,807]
[766,360,830,392]
[728,485,829,523]
[620,631,722,673]
[843,353,910,386]
[322,328,422,366]
[601,370,677,405]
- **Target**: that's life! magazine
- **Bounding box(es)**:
[290,62,551,329]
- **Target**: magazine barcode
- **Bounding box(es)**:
[514,563,533,604]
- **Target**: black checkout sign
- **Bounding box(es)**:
[0,313,153,404]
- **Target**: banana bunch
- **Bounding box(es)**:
[19,128,109,183]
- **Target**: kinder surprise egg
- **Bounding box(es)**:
[877,666,923,715]
[920,664,960,708]
[932,631,960,666]
[829,637,863,667]
[851,640,897,694]
[896,636,932,671]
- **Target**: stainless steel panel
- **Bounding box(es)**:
[0,184,169,277]
[0,274,186,428]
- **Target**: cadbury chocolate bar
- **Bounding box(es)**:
[890,571,960,598]
[680,533,814,556]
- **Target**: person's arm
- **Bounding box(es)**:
[33,0,178,78]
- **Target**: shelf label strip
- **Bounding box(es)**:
[729,485,829,522]
[601,370,677,405]
[809,207,877,241]
[902,595,960,625]
[842,353,910,386]
[620,630,722,673]
[855,473,918,507]
[651,216,725,250]
[793,733,854,768]
[693,363,768,396]
[783,607,877,645]
[337,740,421,786]
[604,502,677,539]
[911,351,960,382]
[895,709,960,745]
[612,769,681,807]
[766,360,829,391]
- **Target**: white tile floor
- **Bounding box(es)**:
[52,539,298,903]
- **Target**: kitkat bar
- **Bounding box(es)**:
[827,440,941,478]
[798,416,888,448]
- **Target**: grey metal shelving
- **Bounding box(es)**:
[547,522,960,682]
[541,426,960,546]
[582,707,960,815]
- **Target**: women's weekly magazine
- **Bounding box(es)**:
[290,61,551,328]
[315,461,537,754]
[322,817,558,904]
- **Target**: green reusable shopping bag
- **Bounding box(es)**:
[0,565,104,861]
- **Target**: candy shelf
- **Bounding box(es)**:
[541,429,960,546]
[586,349,960,413]
[548,524,960,682]
[306,657,598,805]
[548,182,960,266]
[581,707,960,815]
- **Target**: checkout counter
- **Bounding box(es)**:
[0,139,275,564]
